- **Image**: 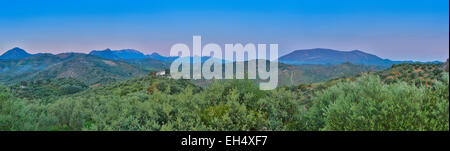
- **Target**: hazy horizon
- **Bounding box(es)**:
[1,46,447,62]
[1,0,448,62]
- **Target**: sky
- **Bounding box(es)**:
[0,0,448,61]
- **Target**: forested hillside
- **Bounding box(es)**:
[26,54,147,85]
[376,63,444,86]
[0,63,448,131]
[0,54,63,84]
[277,62,384,86]
[191,61,385,88]
[0,53,160,85]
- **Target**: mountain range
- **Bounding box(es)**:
[2,47,441,66]
[0,47,445,86]
[0,50,168,85]
[89,48,178,62]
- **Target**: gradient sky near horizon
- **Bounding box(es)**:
[0,0,448,61]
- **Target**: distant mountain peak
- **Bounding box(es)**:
[0,47,33,60]
[300,48,334,51]
[9,47,27,52]
[149,52,162,56]
[89,48,146,60]
[279,48,400,66]
[11,47,23,50]
[118,49,141,53]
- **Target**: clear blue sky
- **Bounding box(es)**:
[0,0,448,61]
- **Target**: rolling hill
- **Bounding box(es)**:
[277,62,384,86]
[190,60,385,88]
[27,53,148,85]
[0,53,150,85]
[0,53,68,84]
[374,62,445,86]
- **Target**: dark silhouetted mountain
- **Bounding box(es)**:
[89,48,148,60]
[112,49,147,59]
[90,48,218,63]
[88,49,121,60]
[279,48,408,66]
[0,47,33,60]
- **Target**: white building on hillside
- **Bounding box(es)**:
[156,71,166,76]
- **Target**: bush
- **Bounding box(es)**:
[303,74,449,131]
[0,72,448,131]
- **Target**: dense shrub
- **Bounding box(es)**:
[0,71,448,131]
[302,73,449,131]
